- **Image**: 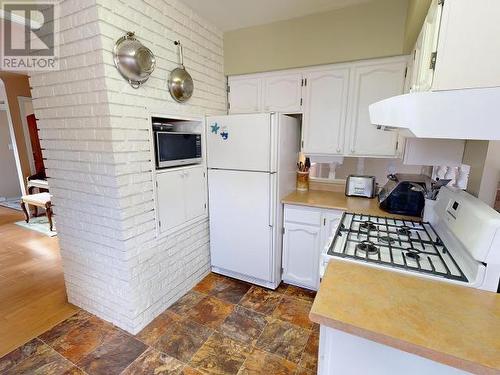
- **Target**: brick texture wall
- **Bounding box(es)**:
[30,0,225,333]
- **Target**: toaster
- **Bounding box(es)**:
[345,175,376,198]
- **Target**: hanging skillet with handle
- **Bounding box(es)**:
[168,40,194,103]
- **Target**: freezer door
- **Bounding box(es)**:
[206,113,274,172]
[208,169,275,282]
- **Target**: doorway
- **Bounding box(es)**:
[0,96,24,207]
[18,96,37,175]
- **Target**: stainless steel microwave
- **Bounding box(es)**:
[154,131,202,169]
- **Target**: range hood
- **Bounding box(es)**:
[369,87,500,140]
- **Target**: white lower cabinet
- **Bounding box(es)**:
[282,222,322,290]
[321,211,343,249]
[282,205,343,290]
[156,165,207,233]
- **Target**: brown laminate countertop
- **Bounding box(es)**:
[310,260,500,374]
[282,190,417,220]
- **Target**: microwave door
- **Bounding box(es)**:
[156,132,202,168]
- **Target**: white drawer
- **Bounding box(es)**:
[284,205,322,226]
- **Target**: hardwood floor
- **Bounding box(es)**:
[0,206,78,356]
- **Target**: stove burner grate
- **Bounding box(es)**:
[359,221,377,231]
[379,235,395,244]
[405,250,421,261]
[397,226,412,236]
[355,240,379,255]
[328,213,469,283]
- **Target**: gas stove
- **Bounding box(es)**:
[326,214,468,282]
[320,187,500,292]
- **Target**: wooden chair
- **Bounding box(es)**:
[20,193,54,231]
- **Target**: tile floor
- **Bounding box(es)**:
[0,273,319,375]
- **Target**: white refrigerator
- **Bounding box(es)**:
[206,113,300,289]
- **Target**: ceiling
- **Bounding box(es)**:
[180,0,373,32]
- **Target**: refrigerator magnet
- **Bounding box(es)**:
[211,122,220,134]
[220,126,229,140]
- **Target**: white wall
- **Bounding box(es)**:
[477,141,500,208]
[0,110,22,199]
[30,0,225,334]
[315,157,427,186]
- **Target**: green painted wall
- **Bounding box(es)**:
[223,0,409,75]
[403,0,432,53]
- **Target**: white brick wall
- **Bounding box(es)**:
[30,0,225,333]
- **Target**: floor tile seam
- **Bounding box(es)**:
[0,338,45,374]
[36,335,88,374]
[186,329,217,370]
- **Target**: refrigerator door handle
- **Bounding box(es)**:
[269,173,276,227]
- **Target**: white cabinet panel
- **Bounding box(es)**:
[227,56,410,157]
[157,169,186,231]
[184,166,207,220]
[413,0,442,92]
[347,60,406,157]
[302,68,350,155]
[403,138,465,166]
[156,165,207,233]
[228,77,261,114]
[282,205,343,291]
[263,73,302,113]
[321,210,343,251]
[282,222,321,290]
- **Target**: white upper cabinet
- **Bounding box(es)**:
[409,0,500,91]
[228,73,302,114]
[411,0,443,92]
[302,67,350,155]
[347,59,407,157]
[228,77,262,114]
[262,73,303,113]
[227,56,409,157]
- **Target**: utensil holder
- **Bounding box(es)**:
[423,198,437,222]
[296,171,309,191]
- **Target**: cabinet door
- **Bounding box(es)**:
[302,68,350,155]
[347,60,406,157]
[156,170,186,232]
[228,77,262,114]
[413,0,443,92]
[184,166,207,222]
[320,210,343,251]
[263,73,303,113]
[282,222,321,290]
[408,31,423,93]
